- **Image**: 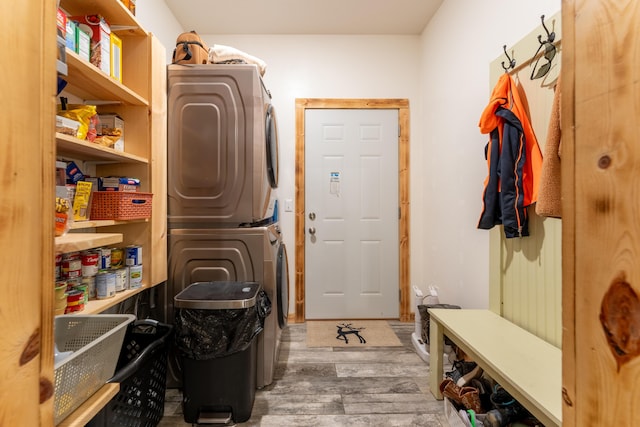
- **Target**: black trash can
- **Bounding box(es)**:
[174,281,271,425]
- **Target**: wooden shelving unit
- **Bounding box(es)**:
[50,1,168,425]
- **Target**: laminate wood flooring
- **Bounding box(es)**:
[158,321,448,426]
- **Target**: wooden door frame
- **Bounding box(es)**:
[294,98,411,323]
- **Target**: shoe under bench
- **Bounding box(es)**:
[428,308,562,427]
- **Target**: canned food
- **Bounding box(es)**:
[128,265,143,289]
[72,283,89,304]
[95,270,116,299]
[82,275,96,300]
[62,256,82,279]
[125,245,142,266]
[113,267,128,292]
[65,290,84,313]
[98,247,112,270]
[110,248,124,268]
[81,250,100,277]
[55,254,62,280]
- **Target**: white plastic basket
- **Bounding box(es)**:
[53,314,135,425]
[444,397,485,427]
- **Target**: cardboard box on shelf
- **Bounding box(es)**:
[98,114,124,152]
[73,181,93,221]
[76,27,90,62]
[99,177,140,192]
[55,115,81,137]
[65,19,77,51]
[110,33,122,83]
[56,9,66,38]
[70,14,111,75]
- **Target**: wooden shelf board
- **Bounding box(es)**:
[79,284,148,314]
[55,232,123,253]
[69,218,148,230]
[60,0,146,36]
[64,50,148,106]
[56,133,148,163]
[57,383,119,427]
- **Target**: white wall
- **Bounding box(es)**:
[135,0,183,64]
[417,0,561,309]
[136,0,561,315]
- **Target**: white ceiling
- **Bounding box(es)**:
[164,0,444,35]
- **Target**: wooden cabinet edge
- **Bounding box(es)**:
[55,233,123,254]
[57,383,119,427]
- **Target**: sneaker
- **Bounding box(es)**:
[484,401,531,427]
[489,384,515,408]
[446,360,484,387]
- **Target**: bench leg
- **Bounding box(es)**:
[429,318,444,399]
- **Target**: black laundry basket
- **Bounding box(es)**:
[86,319,173,427]
[174,281,270,425]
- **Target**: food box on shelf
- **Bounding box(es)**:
[110,33,122,83]
[97,114,124,152]
[98,177,139,192]
[69,14,111,75]
[55,115,80,137]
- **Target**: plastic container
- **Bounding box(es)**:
[53,314,135,425]
[174,281,270,424]
[86,319,173,427]
[90,191,153,220]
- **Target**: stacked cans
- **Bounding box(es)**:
[125,245,143,289]
[57,251,88,312]
[55,244,144,307]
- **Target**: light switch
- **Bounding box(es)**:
[284,198,293,212]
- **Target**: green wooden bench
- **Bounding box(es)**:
[428,309,562,427]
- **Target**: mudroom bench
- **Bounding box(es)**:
[428,309,562,427]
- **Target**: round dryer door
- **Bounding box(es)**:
[276,242,289,329]
[265,104,279,189]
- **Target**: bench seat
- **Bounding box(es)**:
[428,309,562,427]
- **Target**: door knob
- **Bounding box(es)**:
[308,227,316,235]
[309,212,316,220]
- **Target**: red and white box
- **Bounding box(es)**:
[69,14,111,75]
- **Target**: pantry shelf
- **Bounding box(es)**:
[55,232,123,254]
[69,218,148,230]
[78,285,150,315]
[60,0,145,36]
[64,49,148,106]
[56,133,148,164]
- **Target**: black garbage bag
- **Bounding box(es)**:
[175,289,271,360]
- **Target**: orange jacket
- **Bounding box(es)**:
[478,73,543,238]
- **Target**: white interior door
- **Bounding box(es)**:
[305,109,399,319]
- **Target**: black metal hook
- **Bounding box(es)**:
[540,14,556,43]
[501,45,516,72]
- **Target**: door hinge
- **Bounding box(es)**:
[398,207,401,220]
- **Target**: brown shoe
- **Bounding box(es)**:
[439,378,463,404]
[459,386,483,414]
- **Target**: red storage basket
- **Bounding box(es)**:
[91,191,153,220]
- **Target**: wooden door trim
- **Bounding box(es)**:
[294,98,411,322]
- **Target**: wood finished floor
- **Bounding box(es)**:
[158,321,448,426]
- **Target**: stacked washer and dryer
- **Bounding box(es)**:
[164,64,289,389]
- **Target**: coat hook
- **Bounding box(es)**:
[501,45,516,72]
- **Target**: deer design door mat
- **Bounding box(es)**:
[305,320,403,348]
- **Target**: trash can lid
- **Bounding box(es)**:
[174,281,262,310]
